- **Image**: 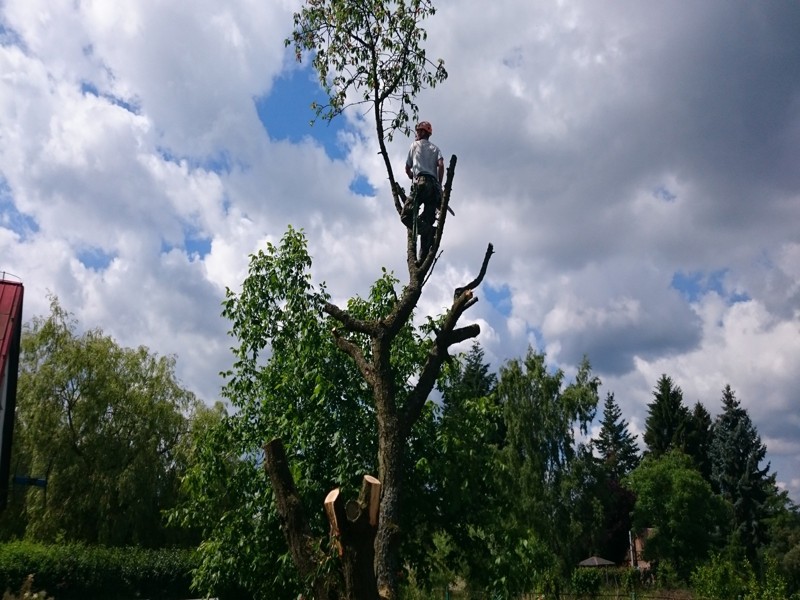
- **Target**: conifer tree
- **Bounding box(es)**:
[594,392,640,481]
[710,385,773,561]
[643,374,691,458]
[592,393,639,562]
[687,401,713,482]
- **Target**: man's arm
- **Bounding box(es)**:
[437,158,444,184]
[406,163,413,180]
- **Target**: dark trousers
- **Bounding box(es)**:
[411,176,440,257]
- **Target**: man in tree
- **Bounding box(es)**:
[404,120,444,258]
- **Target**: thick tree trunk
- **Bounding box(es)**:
[325,477,381,600]
[374,412,404,600]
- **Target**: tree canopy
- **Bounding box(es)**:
[288,0,447,190]
[625,450,728,581]
[5,297,197,547]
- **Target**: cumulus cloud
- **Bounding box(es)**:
[1,0,798,499]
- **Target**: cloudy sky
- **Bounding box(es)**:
[1,0,798,499]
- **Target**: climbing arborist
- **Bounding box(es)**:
[405,120,444,259]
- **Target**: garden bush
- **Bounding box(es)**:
[0,541,197,599]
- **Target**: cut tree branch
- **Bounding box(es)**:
[263,439,332,600]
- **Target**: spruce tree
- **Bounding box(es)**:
[593,392,639,562]
[710,385,772,561]
[643,374,691,457]
[441,341,497,407]
[687,401,713,482]
[595,392,640,481]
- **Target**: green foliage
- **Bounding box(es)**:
[691,553,750,599]
[497,350,602,578]
[746,557,791,600]
[620,567,641,593]
[175,228,445,598]
[594,392,639,481]
[762,489,800,593]
[481,530,557,600]
[710,385,772,561]
[686,401,713,481]
[7,297,197,547]
[423,343,508,592]
[287,0,447,141]
[643,374,691,458]
[0,541,196,600]
[570,567,601,599]
[625,450,728,582]
[692,554,798,600]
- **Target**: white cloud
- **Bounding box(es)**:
[1,0,799,499]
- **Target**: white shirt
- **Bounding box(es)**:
[406,139,443,180]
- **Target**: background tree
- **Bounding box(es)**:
[594,392,640,481]
[498,350,601,575]
[686,401,713,482]
[592,392,639,562]
[428,342,506,592]
[9,297,197,547]
[624,450,727,582]
[643,374,691,458]
[763,490,800,592]
[710,385,773,562]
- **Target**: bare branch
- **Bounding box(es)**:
[400,244,495,434]
[454,243,495,298]
[324,301,376,336]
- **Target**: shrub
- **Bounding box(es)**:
[691,554,749,600]
[570,567,601,598]
[0,541,197,600]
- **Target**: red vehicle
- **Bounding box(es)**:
[0,275,23,510]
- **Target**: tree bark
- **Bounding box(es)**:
[374,412,403,600]
[325,476,381,600]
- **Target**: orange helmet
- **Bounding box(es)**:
[415,121,433,135]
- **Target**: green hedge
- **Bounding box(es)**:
[0,541,198,599]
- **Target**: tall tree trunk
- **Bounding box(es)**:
[374,412,403,600]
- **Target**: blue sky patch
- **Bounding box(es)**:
[0,23,25,49]
[185,230,212,259]
[349,175,375,197]
[77,246,116,271]
[255,67,348,160]
[156,146,243,175]
[653,185,677,202]
[484,282,512,317]
[671,269,750,304]
[80,81,140,115]
[160,227,212,259]
[0,180,39,239]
